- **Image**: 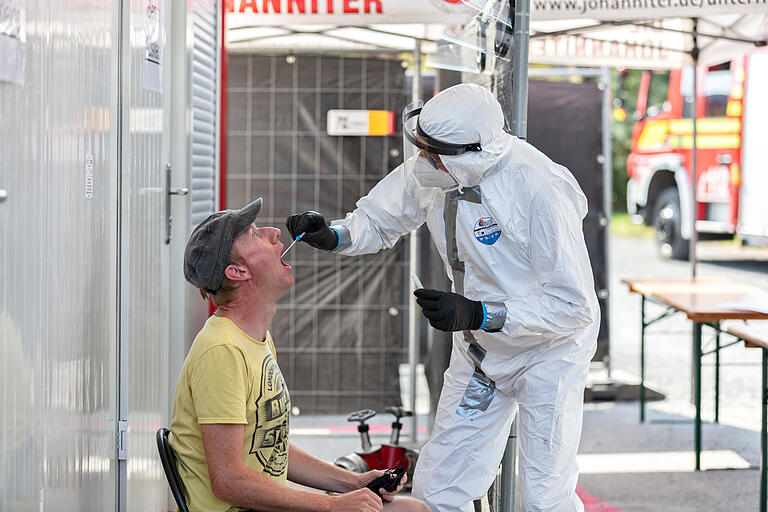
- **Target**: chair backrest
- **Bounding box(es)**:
[156,428,190,512]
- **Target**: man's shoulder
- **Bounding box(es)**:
[192,315,236,345]
[188,317,277,364]
[484,148,544,187]
[489,146,576,196]
[184,317,248,364]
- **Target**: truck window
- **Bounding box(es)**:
[646,70,670,118]
[704,67,731,116]
[680,63,731,118]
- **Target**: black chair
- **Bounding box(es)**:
[156,428,190,512]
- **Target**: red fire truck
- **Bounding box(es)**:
[626,49,768,259]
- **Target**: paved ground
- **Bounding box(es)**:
[581,235,768,512]
[578,402,761,512]
[291,235,768,511]
[610,235,768,433]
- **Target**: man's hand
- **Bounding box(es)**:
[331,488,383,511]
[286,211,339,251]
[356,470,408,503]
[414,288,485,332]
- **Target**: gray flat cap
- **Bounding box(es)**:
[183,198,262,294]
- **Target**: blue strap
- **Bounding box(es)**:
[326,226,341,252]
[479,302,488,330]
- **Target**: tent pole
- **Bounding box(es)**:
[601,65,613,377]
[690,18,699,279]
[509,0,530,139]
[500,0,530,509]
[409,39,422,443]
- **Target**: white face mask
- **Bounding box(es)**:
[412,155,459,189]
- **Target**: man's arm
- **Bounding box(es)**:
[286,164,431,256]
[287,443,358,493]
[288,444,408,503]
[488,188,596,338]
[201,424,383,512]
[330,164,430,256]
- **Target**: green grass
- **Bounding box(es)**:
[611,212,654,238]
[609,213,768,249]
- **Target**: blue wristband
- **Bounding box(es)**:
[326,226,340,252]
[479,302,488,330]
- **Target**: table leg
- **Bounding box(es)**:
[715,321,720,424]
[694,321,702,471]
[641,295,646,423]
[761,347,767,512]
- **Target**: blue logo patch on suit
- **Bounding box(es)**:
[474,217,501,245]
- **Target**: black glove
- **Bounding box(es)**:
[414,289,485,332]
[365,466,405,498]
[285,211,339,251]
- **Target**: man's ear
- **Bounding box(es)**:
[224,263,251,282]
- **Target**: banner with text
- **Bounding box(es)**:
[226,0,768,25]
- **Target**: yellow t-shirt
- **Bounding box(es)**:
[170,315,291,512]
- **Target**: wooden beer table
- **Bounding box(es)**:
[623,277,768,512]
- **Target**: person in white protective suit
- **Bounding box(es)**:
[286,83,599,512]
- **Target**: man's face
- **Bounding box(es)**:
[231,224,294,295]
[419,149,458,187]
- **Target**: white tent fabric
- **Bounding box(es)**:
[226,23,443,53]
[529,15,768,68]
[226,0,767,67]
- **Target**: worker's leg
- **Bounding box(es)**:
[384,496,431,512]
[515,359,589,512]
[411,354,516,512]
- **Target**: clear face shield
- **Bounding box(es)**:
[402,101,483,190]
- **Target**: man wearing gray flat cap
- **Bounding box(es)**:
[169,198,427,512]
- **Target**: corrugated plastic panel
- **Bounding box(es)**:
[0,0,119,509]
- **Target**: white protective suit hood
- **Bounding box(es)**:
[419,83,516,188]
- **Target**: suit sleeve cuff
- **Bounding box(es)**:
[482,302,506,332]
[328,223,352,253]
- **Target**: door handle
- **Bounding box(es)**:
[165,163,188,244]
[0,189,7,203]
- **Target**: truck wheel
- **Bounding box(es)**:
[653,187,689,260]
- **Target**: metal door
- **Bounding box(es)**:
[167,0,221,419]
[117,0,174,510]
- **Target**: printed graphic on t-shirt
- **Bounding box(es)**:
[249,354,290,477]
